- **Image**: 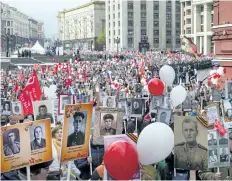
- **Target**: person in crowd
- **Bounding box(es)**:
[25,114,34,122]
[208,133,217,146]
[4,131,20,156]
[30,126,46,150]
[67,112,85,147]
[36,105,54,124]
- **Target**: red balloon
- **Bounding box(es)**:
[148,78,165,96]
[104,141,138,180]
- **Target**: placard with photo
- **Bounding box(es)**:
[58,94,74,115]
[99,91,106,105]
[103,134,141,180]
[150,96,163,112]
[117,99,127,117]
[207,130,230,168]
[33,100,55,126]
[222,99,232,129]
[11,102,22,115]
[103,96,116,108]
[182,95,192,111]
[212,89,221,102]
[93,107,124,145]
[225,81,232,99]
[2,100,11,116]
[157,108,172,125]
[119,91,126,100]
[1,120,52,173]
[205,103,220,125]
[174,116,208,170]
[134,83,142,95]
[131,99,144,117]
[160,95,172,109]
[60,104,92,163]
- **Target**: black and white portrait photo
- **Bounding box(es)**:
[83,95,90,103]
[208,131,217,147]
[219,134,229,145]
[174,116,208,170]
[212,89,221,102]
[182,95,192,111]
[3,129,20,156]
[119,91,126,99]
[160,96,172,109]
[99,91,106,104]
[222,99,232,128]
[220,148,229,162]
[67,111,87,147]
[131,99,143,117]
[100,113,117,136]
[2,101,11,116]
[30,124,46,151]
[206,104,220,125]
[208,150,218,163]
[103,96,116,108]
[11,102,22,115]
[225,81,232,99]
[150,96,163,111]
[134,83,142,94]
[33,100,54,125]
[157,108,172,125]
[59,95,74,114]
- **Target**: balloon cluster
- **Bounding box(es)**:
[208,67,226,86]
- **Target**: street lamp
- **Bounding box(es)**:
[115,37,120,53]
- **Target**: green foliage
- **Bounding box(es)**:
[96,29,106,45]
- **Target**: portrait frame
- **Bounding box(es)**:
[225,81,232,99]
[33,100,55,127]
[60,104,92,163]
[92,107,124,145]
[205,103,221,125]
[221,99,232,129]
[130,98,145,117]
[182,95,192,111]
[1,120,52,173]
[174,116,208,170]
[58,94,74,115]
[150,96,163,113]
[118,91,126,100]
[212,89,221,102]
[11,101,22,115]
[2,100,12,116]
[103,96,116,108]
[157,108,172,125]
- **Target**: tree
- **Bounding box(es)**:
[96,29,106,45]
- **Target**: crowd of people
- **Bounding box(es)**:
[1,50,231,180]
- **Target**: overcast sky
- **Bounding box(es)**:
[1,0,92,38]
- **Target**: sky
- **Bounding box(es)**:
[1,0,92,38]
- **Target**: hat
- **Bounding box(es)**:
[52,125,62,138]
[103,114,114,121]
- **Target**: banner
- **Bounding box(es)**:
[18,89,33,115]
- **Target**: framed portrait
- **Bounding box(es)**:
[103,134,141,180]
[11,102,22,115]
[33,100,55,126]
[119,91,126,100]
[174,116,208,170]
[205,103,220,125]
[212,89,221,102]
[221,99,232,129]
[99,91,106,105]
[2,101,11,116]
[103,96,116,108]
[117,99,127,115]
[182,95,192,111]
[58,94,74,115]
[1,120,52,173]
[134,83,142,95]
[225,81,232,99]
[150,96,163,112]
[93,107,124,145]
[60,104,92,163]
[130,98,144,117]
[160,95,172,109]
[157,108,172,125]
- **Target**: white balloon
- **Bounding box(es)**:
[43,85,57,99]
[159,65,175,86]
[170,85,187,107]
[137,122,174,165]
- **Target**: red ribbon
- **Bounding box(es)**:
[214,120,227,136]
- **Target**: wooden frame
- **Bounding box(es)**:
[205,103,221,125]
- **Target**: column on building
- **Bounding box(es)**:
[105,0,109,50]
[146,0,153,49]
[199,36,203,54]
[159,0,166,50]
[120,1,127,50]
[193,5,200,48]
[133,1,140,50]
[180,2,184,35]
[204,3,211,54]
[171,0,176,50]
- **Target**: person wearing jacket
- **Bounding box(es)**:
[48,125,80,180]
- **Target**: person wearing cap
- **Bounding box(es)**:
[100,114,116,136]
[198,130,232,180]
[67,112,85,147]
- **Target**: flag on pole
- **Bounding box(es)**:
[180,36,200,59]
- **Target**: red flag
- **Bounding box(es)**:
[18,89,33,115]
[84,71,88,82]
[14,81,19,92]
[24,71,42,101]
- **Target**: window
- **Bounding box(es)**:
[118,29,120,35]
[176,14,180,20]
[118,4,120,9]
[128,3,133,9]
[154,5,159,10]
[114,30,115,35]
[109,23,110,28]
[176,30,180,34]
[141,21,146,27]
[113,22,115,27]
[128,29,133,34]
[167,6,171,11]
[176,7,180,12]
[154,38,159,43]
[186,19,191,24]
[201,15,204,24]
[7,21,10,26]
[108,15,110,19]
[166,14,171,20]
[118,21,120,26]
[11,21,13,27]
[154,21,159,26]
[141,4,146,10]
[166,39,171,44]
[109,31,111,36]
[128,12,133,18]
[141,12,146,18]
[113,14,115,19]
[167,1,171,4]
[118,12,120,18]
[166,22,171,28]
[109,39,111,44]
[187,1,191,6]
[201,25,204,32]
[187,9,191,15]
[108,6,110,11]
[154,30,159,35]
[128,37,133,44]
[187,28,191,34]
[201,6,204,12]
[128,20,133,26]
[166,30,171,35]
[113,5,115,11]
[176,22,180,27]
[141,30,146,35]
[154,13,159,18]
[176,39,180,44]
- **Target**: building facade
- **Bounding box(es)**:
[28,18,39,45]
[106,0,181,51]
[180,0,214,54]
[38,21,45,46]
[57,1,105,51]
